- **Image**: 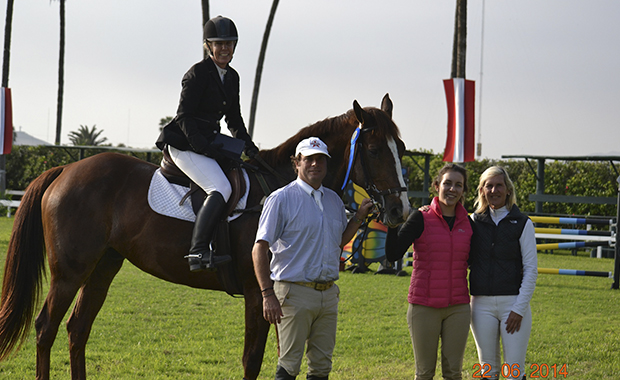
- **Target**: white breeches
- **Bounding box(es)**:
[168,146,232,202]
[470,295,532,380]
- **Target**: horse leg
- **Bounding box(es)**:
[242,289,271,380]
[35,277,86,380]
[66,250,125,380]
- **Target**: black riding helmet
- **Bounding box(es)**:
[203,15,238,42]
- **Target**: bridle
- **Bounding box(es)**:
[341,124,407,221]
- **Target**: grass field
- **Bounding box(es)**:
[0,216,619,379]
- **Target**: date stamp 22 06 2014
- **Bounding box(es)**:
[472,363,569,378]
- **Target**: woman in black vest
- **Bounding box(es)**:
[156,16,258,272]
[469,166,537,380]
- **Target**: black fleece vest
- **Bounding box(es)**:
[469,205,529,296]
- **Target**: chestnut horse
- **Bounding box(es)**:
[0,94,409,380]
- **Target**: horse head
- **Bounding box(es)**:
[254,94,410,227]
[347,93,410,228]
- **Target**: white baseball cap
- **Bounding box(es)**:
[295,137,331,158]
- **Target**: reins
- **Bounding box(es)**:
[230,154,288,215]
[253,154,288,183]
[341,124,407,221]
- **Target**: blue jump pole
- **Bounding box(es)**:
[538,268,612,278]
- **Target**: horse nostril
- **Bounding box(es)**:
[388,205,403,219]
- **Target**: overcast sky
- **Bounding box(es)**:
[3,1,619,159]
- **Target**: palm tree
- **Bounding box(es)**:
[1,0,15,194]
[159,116,173,132]
[68,125,108,146]
[2,0,14,88]
[451,0,467,78]
[54,0,66,145]
[201,0,209,59]
[248,0,280,138]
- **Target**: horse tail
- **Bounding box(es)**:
[0,165,65,361]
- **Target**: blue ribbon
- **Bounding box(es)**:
[341,125,362,190]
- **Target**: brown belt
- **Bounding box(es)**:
[290,281,335,291]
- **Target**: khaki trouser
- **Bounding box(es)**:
[274,281,339,377]
[407,303,471,380]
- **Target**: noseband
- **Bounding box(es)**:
[341,124,407,220]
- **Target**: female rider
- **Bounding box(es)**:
[156,16,258,272]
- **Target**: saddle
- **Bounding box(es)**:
[159,147,246,296]
[160,148,246,217]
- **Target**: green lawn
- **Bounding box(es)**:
[0,217,618,379]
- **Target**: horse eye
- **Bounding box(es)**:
[368,147,379,158]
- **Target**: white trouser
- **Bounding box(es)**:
[168,146,232,202]
[470,295,532,380]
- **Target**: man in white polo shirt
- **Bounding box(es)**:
[252,137,375,380]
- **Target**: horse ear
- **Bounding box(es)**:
[353,100,365,125]
[381,93,393,119]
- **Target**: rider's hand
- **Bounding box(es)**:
[245,146,259,158]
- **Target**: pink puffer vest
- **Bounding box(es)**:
[408,197,472,308]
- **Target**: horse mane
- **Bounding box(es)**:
[255,106,401,169]
[255,112,353,169]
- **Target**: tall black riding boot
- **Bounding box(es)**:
[307,375,328,380]
[275,365,296,380]
[186,191,231,272]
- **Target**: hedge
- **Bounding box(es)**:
[4,146,618,218]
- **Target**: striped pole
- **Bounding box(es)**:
[538,267,612,278]
[535,227,612,237]
[530,216,613,226]
[536,241,609,251]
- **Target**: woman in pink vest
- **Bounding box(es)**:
[386,163,473,380]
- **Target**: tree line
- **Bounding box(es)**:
[4,148,618,219]
[404,153,619,218]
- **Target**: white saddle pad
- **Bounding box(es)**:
[147,168,250,222]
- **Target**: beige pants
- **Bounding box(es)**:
[407,303,471,380]
[274,281,339,377]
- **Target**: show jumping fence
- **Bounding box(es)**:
[532,215,616,281]
[502,155,620,289]
[532,216,615,255]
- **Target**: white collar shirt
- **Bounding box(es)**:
[255,177,348,282]
[296,177,324,211]
[489,205,509,225]
[215,65,227,83]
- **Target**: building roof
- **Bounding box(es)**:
[14,131,52,146]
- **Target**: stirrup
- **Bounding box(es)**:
[185,252,231,272]
[203,251,232,270]
[185,253,205,272]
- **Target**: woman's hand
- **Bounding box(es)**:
[418,205,430,212]
[505,311,523,334]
